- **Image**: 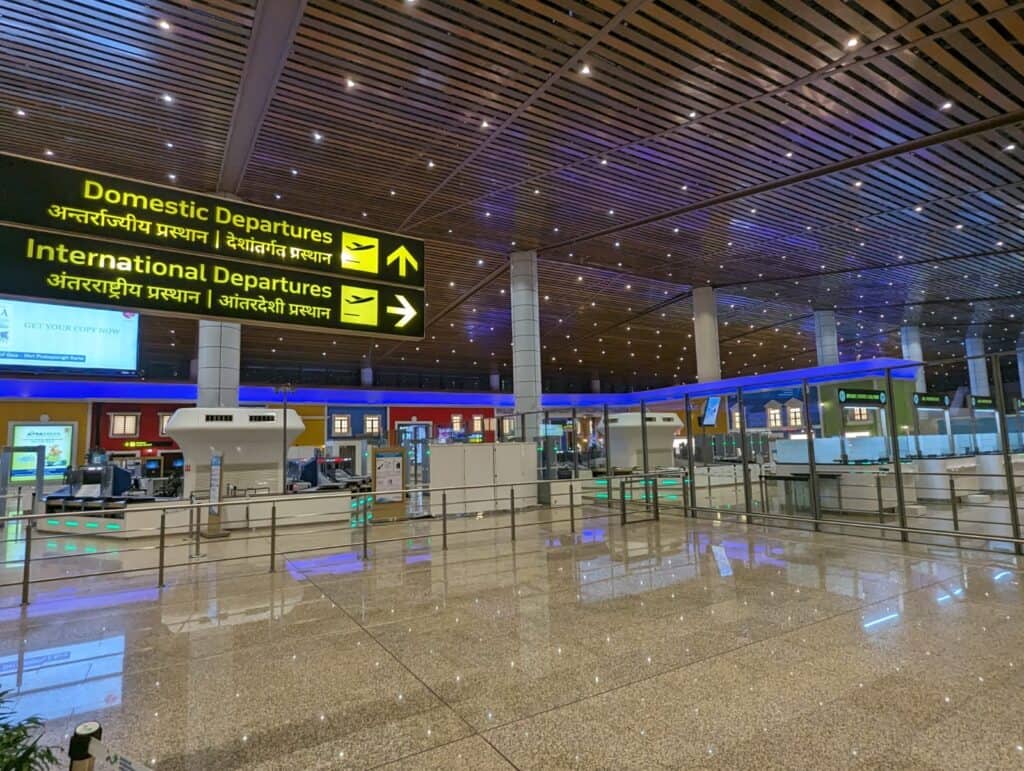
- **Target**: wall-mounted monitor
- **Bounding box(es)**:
[0,298,138,375]
[700,396,722,427]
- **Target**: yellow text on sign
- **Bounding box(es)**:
[340,233,379,274]
[340,286,379,326]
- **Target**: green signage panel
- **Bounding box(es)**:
[0,154,424,288]
[0,226,424,339]
[971,396,995,410]
[837,388,887,406]
[912,392,950,408]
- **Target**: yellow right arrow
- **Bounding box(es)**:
[386,245,419,278]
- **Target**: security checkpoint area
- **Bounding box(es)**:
[2,1,1024,770]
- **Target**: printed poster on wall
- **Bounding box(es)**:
[373,448,404,503]
[10,422,75,481]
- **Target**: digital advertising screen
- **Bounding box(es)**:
[700,396,722,427]
[0,298,138,374]
[9,423,75,482]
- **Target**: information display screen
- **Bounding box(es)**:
[0,298,137,374]
[10,423,75,482]
[700,396,722,427]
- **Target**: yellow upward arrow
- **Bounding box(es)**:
[386,245,419,278]
[386,294,417,328]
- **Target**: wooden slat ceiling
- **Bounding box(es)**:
[2,0,1024,391]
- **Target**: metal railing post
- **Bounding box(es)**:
[949,478,959,532]
[684,394,697,511]
[16,486,22,516]
[603,403,612,492]
[619,479,627,525]
[193,505,202,557]
[20,518,31,606]
[269,503,277,572]
[509,487,516,542]
[876,475,885,525]
[158,512,166,588]
[441,491,448,550]
[991,356,1023,554]
[361,496,369,559]
[640,400,650,510]
[569,483,576,533]
[883,367,909,542]
[801,379,821,529]
[652,475,660,520]
[681,472,689,516]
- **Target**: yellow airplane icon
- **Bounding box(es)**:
[340,232,379,274]
[341,286,379,326]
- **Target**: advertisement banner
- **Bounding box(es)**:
[10,423,75,481]
[0,298,137,374]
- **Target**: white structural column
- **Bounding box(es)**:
[360,363,373,387]
[197,320,241,408]
[965,335,990,397]
[813,310,840,366]
[489,371,501,392]
[692,286,722,382]
[590,375,601,394]
[900,325,926,392]
[510,250,542,438]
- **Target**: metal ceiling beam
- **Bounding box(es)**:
[405,0,998,232]
[540,109,1024,253]
[398,0,653,229]
[217,0,307,193]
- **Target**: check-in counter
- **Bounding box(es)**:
[36,491,354,539]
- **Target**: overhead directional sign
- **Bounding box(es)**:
[837,388,887,406]
[0,226,424,339]
[0,154,425,288]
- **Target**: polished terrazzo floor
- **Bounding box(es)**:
[2,508,1023,769]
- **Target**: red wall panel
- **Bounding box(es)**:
[387,406,495,442]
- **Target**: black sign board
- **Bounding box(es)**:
[971,395,995,410]
[837,388,887,406]
[0,226,424,339]
[912,392,950,408]
[0,154,424,288]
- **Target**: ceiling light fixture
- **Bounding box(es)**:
[157,19,171,31]
[312,130,323,142]
[161,93,174,104]
[846,37,859,49]
[580,64,591,75]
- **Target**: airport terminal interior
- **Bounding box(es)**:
[2,1,1024,768]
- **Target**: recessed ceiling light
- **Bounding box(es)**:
[427,160,435,168]
[580,64,591,75]
[480,119,489,128]
[914,205,923,212]
[600,158,608,165]
[274,193,281,200]
[167,173,177,181]
[14,108,25,118]
[940,101,953,111]
[608,209,614,215]
[688,111,697,118]
[533,188,540,195]
[846,37,859,48]
[43,149,53,157]
[290,168,298,176]
[345,78,356,89]
[785,151,793,158]
[1005,144,1016,151]
[157,18,171,31]
[312,130,323,142]
[160,93,174,104]
[164,141,174,149]
[853,180,862,187]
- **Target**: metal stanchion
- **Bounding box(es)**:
[246,503,251,529]
[158,512,166,588]
[441,491,448,550]
[269,503,277,572]
[619,479,627,525]
[510,487,516,542]
[949,478,959,532]
[569,483,576,533]
[652,475,660,520]
[361,496,369,559]
[16,486,22,516]
[20,518,31,606]
[681,473,689,516]
[991,358,1023,555]
[192,504,203,558]
[876,476,885,525]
